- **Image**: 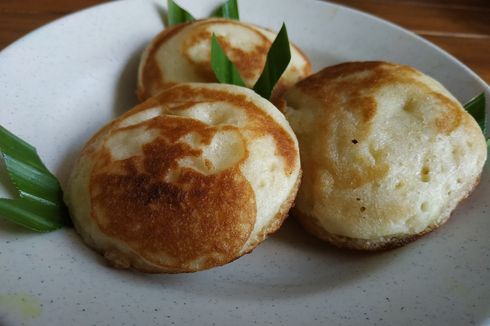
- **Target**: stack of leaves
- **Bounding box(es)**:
[0,127,69,231]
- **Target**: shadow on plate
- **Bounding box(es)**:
[128,218,398,300]
[153,2,168,27]
[112,1,167,116]
[112,44,146,116]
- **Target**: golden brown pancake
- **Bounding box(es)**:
[65,83,301,272]
[282,61,487,250]
[137,18,312,102]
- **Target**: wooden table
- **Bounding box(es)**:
[0,0,489,84]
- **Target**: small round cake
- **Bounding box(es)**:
[137,18,311,101]
[65,83,301,272]
[282,61,487,250]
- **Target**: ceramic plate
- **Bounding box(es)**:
[0,0,489,325]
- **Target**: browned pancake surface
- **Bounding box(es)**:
[72,83,299,271]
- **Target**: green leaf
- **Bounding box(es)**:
[210,34,246,87]
[0,126,69,232]
[212,0,240,20]
[3,154,61,204]
[167,0,195,26]
[253,23,292,100]
[0,199,66,232]
[464,93,486,135]
[0,126,49,174]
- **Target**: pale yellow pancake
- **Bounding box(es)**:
[283,61,487,250]
[65,83,301,272]
[137,18,312,102]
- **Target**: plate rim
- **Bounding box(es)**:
[0,1,489,325]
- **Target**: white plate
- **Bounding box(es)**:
[0,0,489,325]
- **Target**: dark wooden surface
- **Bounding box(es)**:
[331,0,490,84]
[0,0,489,84]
